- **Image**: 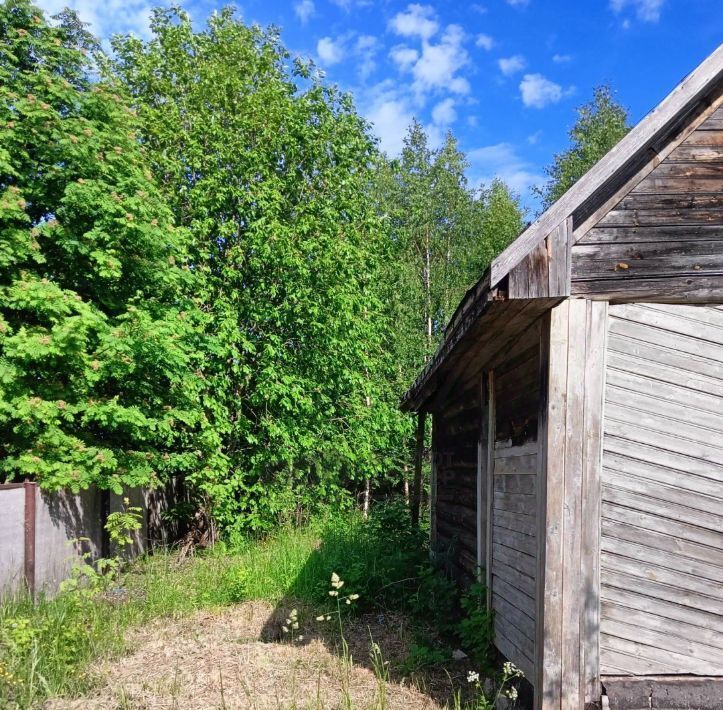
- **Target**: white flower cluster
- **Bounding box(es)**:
[466,670,480,684]
[281,608,300,634]
[503,661,523,678]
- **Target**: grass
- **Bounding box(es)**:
[0,502,504,709]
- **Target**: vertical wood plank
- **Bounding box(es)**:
[561,301,587,710]
[535,315,551,704]
[485,371,496,610]
[547,220,571,297]
[509,258,530,298]
[528,242,551,298]
[539,299,570,710]
[477,376,488,580]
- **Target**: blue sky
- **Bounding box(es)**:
[38,0,721,213]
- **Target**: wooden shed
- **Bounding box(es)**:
[402,45,723,710]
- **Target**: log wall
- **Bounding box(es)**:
[599,303,723,676]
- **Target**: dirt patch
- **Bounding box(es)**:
[46,601,472,709]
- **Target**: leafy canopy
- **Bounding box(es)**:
[113,8,409,531]
[0,0,218,492]
[535,86,630,209]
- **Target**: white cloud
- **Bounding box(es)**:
[527,130,542,144]
[389,45,419,71]
[294,0,315,24]
[356,35,379,79]
[37,0,152,39]
[432,98,456,126]
[519,73,573,108]
[389,4,439,40]
[317,36,345,66]
[610,0,664,22]
[411,24,470,96]
[364,84,414,155]
[475,33,494,51]
[498,55,526,76]
[468,142,542,196]
[506,0,530,6]
[552,53,572,63]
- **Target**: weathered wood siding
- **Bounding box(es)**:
[537,300,607,710]
[489,331,541,682]
[572,106,723,300]
[434,383,480,580]
[600,303,723,676]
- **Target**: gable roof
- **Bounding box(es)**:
[402,43,723,412]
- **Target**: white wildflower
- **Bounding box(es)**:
[329,590,338,597]
[282,625,289,633]
[345,599,351,605]
[325,615,332,621]
[292,622,299,630]
[348,594,360,601]
[506,687,518,700]
[467,670,480,684]
[316,615,326,621]
[297,635,304,641]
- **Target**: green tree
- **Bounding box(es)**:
[113,8,409,532]
[376,122,523,384]
[536,86,630,209]
[0,0,220,492]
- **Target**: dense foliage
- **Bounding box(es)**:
[110,8,414,532]
[0,1,219,492]
[376,122,523,382]
[0,0,524,532]
[535,86,630,209]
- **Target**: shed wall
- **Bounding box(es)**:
[599,303,723,676]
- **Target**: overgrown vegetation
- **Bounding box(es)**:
[0,503,505,708]
[0,0,524,532]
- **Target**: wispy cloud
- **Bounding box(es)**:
[468,142,543,196]
[610,0,665,23]
[317,36,346,65]
[389,3,439,40]
[37,0,152,38]
[475,33,494,51]
[519,73,574,108]
[506,0,530,7]
[294,0,315,24]
[431,98,457,126]
[498,55,526,76]
[552,53,572,64]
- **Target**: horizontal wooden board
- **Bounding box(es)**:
[494,474,536,494]
[682,127,723,144]
[571,273,723,300]
[492,525,536,557]
[603,467,723,518]
[604,438,723,491]
[493,453,537,475]
[668,145,723,161]
[602,568,723,618]
[492,541,536,578]
[601,617,723,670]
[601,535,723,587]
[491,559,536,598]
[493,576,536,620]
[601,506,723,561]
[579,224,723,244]
[601,585,723,635]
[493,491,537,515]
[492,509,537,537]
[606,347,723,398]
[495,630,535,682]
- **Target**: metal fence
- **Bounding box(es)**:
[0,482,155,599]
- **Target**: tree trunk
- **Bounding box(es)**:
[411,410,426,527]
[363,477,371,518]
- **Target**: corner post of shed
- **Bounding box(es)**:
[536,299,606,710]
[23,479,37,599]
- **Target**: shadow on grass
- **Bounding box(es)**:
[251,502,479,708]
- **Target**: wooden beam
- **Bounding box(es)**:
[411,410,426,527]
[485,371,495,611]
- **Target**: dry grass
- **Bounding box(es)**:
[45,600,473,710]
